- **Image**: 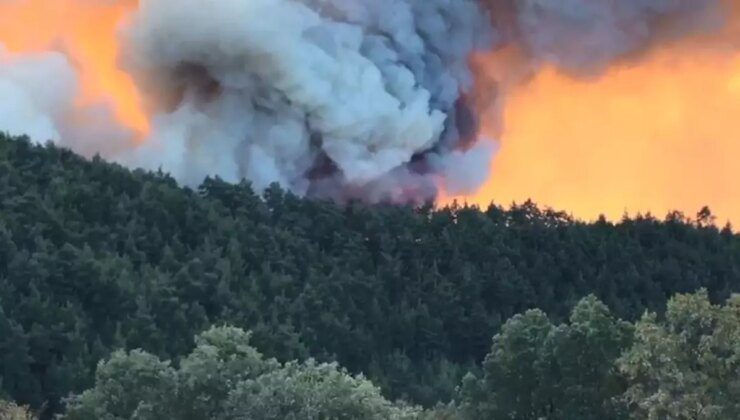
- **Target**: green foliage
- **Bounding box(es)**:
[459,295,633,419]
[225,360,420,420]
[0,400,35,420]
[9,291,739,420]
[63,350,176,420]
[62,327,419,420]
[175,326,278,419]
[618,290,740,419]
[457,291,740,420]
[1,134,739,415]
[542,296,634,418]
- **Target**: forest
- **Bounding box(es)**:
[0,134,739,418]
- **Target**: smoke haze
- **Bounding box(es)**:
[0,46,77,143]
[0,0,729,203]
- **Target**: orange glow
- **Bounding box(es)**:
[0,0,147,136]
[449,1,740,224]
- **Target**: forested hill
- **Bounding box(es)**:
[1,134,739,413]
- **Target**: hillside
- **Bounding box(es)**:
[1,134,739,415]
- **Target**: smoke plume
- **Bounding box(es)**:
[0,46,77,143]
[0,0,728,203]
[120,0,495,201]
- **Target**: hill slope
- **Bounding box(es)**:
[1,134,738,412]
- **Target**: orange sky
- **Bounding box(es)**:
[0,0,147,135]
[450,1,740,225]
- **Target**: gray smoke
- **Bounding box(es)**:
[509,0,721,71]
[120,0,496,202]
[0,0,727,203]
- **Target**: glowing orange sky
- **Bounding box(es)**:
[0,0,147,135]
[451,2,740,225]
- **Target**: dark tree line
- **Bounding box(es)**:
[0,134,738,416]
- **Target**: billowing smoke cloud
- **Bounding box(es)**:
[0,0,727,203]
[120,0,495,201]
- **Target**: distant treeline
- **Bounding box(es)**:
[0,134,738,416]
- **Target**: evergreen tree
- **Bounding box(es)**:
[1,134,739,414]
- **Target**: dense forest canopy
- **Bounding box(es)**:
[5,291,739,419]
[0,134,739,417]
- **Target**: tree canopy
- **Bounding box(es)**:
[1,134,739,416]
[62,326,419,420]
[53,291,740,419]
[619,290,740,419]
[458,295,633,419]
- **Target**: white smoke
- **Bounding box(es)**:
[0,45,77,143]
[120,0,494,200]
